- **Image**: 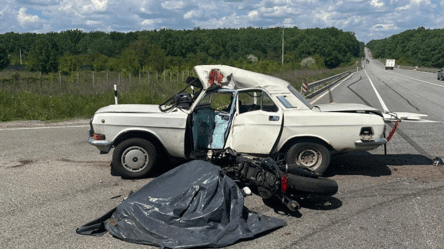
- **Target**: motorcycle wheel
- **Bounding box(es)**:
[286,174,338,196]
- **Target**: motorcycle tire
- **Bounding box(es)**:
[286,174,338,196]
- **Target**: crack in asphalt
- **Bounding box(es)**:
[346,74,434,161]
[378,78,420,112]
[285,183,444,248]
[346,76,372,107]
[386,122,433,158]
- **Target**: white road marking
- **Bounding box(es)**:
[0,125,89,131]
[310,73,354,104]
[364,69,390,113]
[371,60,444,89]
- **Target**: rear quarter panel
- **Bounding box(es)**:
[279,110,385,152]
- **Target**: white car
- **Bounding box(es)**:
[88,65,390,178]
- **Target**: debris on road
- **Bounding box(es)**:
[76,160,286,248]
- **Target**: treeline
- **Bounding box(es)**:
[0,27,364,74]
[366,27,444,68]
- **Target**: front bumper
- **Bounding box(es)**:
[355,138,387,150]
[88,137,112,153]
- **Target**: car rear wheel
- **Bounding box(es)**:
[286,142,330,174]
[112,138,157,179]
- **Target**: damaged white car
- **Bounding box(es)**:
[88,65,393,178]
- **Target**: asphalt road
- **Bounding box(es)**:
[1,52,444,248]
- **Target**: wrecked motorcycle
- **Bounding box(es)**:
[211,149,338,211]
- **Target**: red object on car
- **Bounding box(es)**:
[386,120,399,141]
[93,134,105,140]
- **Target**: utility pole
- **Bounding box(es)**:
[282,26,284,66]
[282,18,290,66]
[19,48,22,65]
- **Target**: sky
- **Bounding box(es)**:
[0,0,443,44]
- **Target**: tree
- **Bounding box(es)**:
[146,44,166,72]
[57,29,84,56]
[0,45,10,70]
[89,36,116,57]
[27,36,59,73]
[115,48,139,74]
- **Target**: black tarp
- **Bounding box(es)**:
[77,160,286,248]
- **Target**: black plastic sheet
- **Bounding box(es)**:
[77,160,286,248]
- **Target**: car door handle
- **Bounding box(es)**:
[221,115,230,121]
[269,115,279,121]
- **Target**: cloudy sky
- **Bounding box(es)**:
[0,0,443,43]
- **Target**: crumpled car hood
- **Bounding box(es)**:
[95,104,160,114]
[314,103,382,115]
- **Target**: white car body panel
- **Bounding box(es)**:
[89,65,389,163]
[92,105,188,157]
[229,109,283,154]
[278,109,385,152]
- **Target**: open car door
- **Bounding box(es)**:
[229,89,283,155]
[192,89,237,151]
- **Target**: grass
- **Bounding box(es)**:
[0,66,354,122]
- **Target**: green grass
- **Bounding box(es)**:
[0,65,355,122]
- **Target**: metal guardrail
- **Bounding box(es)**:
[398,65,439,74]
[304,69,356,98]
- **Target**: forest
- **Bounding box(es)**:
[0,27,364,74]
[366,27,444,68]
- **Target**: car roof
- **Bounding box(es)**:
[194,65,291,93]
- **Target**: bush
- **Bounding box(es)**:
[301,57,316,69]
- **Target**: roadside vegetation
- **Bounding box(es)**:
[366,27,444,69]
[0,63,358,122]
[0,27,363,122]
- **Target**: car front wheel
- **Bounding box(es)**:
[112,138,157,179]
[286,142,330,174]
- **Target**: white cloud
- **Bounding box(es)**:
[370,0,384,7]
[141,19,155,25]
[184,10,201,19]
[161,1,187,10]
[371,24,398,31]
[0,0,443,44]
[81,0,109,13]
[314,10,331,22]
[248,11,259,19]
[396,0,433,10]
[17,7,41,27]
[86,20,101,26]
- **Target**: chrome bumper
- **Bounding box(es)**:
[88,137,112,153]
[355,138,387,150]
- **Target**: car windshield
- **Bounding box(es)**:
[288,85,313,109]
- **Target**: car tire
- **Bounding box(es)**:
[112,138,157,179]
[286,142,330,174]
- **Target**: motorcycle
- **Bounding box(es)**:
[211,149,339,212]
